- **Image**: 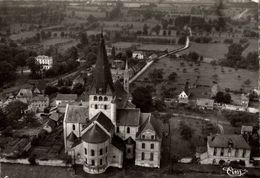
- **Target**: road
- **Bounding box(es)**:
[129,29,191,84]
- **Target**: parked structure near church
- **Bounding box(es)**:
[63,33,162,174]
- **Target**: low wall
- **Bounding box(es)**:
[0,157,72,167]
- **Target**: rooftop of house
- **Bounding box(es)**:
[16,88,33,98]
[56,94,77,101]
[64,105,89,123]
[116,108,140,127]
[31,95,49,102]
[208,134,250,149]
[196,98,214,106]
[241,125,253,133]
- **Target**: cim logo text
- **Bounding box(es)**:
[223,167,248,177]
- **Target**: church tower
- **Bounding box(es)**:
[123,59,129,93]
[88,32,116,125]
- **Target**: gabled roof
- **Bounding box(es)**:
[56,94,77,101]
[137,114,162,140]
[82,124,109,144]
[90,112,114,133]
[116,108,140,126]
[31,95,49,101]
[125,137,135,145]
[208,134,250,149]
[65,105,89,123]
[17,89,33,98]
[67,132,77,142]
[112,135,125,151]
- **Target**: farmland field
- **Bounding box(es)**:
[136,57,258,102]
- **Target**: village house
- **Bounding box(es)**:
[16,88,33,104]
[55,94,78,106]
[35,55,53,70]
[178,91,189,104]
[29,94,49,113]
[132,51,145,60]
[63,33,162,174]
[196,98,214,110]
[200,134,251,167]
[240,94,250,108]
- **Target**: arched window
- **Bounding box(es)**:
[104,97,108,101]
[99,96,102,101]
[100,158,103,165]
[141,152,145,160]
[94,96,97,101]
[151,135,154,140]
[127,127,130,134]
[91,149,95,156]
[142,143,145,149]
[100,149,103,155]
[72,124,75,130]
[85,148,87,155]
[104,105,107,110]
[116,126,119,133]
[95,104,98,109]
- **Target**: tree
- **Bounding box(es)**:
[179,121,194,140]
[149,68,163,83]
[214,91,231,104]
[24,111,36,124]
[111,47,116,59]
[0,61,16,87]
[15,51,29,75]
[72,83,84,95]
[87,15,97,24]
[5,100,28,121]
[59,87,71,94]
[188,52,199,62]
[153,24,161,35]
[168,72,177,81]
[26,57,41,76]
[132,87,153,112]
[45,86,58,95]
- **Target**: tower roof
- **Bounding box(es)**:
[82,124,109,144]
[92,32,114,95]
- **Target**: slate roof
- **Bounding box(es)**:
[208,135,250,149]
[31,95,48,101]
[137,114,162,140]
[65,105,89,123]
[112,135,125,151]
[17,89,33,98]
[90,112,114,133]
[56,94,77,101]
[116,108,140,126]
[91,32,114,95]
[49,112,60,122]
[67,132,77,142]
[82,124,109,144]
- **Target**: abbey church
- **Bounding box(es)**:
[63,32,162,174]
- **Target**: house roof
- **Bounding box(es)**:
[65,105,89,123]
[49,112,60,122]
[116,108,140,126]
[241,125,253,133]
[67,132,77,142]
[82,124,109,144]
[31,95,48,101]
[196,98,214,106]
[125,137,135,144]
[137,114,162,140]
[45,119,56,129]
[56,94,77,101]
[112,135,125,151]
[90,112,114,133]
[208,135,250,149]
[113,80,129,108]
[17,89,33,98]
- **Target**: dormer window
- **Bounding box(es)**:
[99,96,103,101]
[104,97,108,101]
[94,96,97,101]
[151,135,154,139]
